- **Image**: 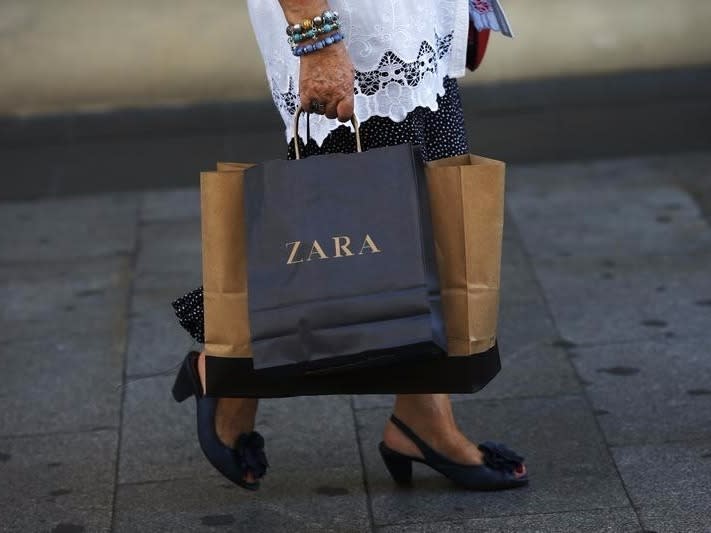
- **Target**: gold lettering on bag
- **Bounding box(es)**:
[285,234,382,264]
[307,240,328,261]
[359,234,382,255]
[332,235,354,257]
[285,241,303,264]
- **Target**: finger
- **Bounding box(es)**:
[307,100,326,114]
[300,93,312,112]
[300,98,325,115]
[324,100,339,120]
[300,92,324,113]
[336,95,354,122]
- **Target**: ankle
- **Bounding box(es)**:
[392,394,458,434]
[215,397,259,440]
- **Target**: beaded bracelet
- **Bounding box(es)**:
[288,20,340,46]
[292,30,344,57]
[286,10,340,43]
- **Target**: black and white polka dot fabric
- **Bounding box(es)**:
[172,76,469,342]
[172,286,205,343]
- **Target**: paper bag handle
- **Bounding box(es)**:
[293,106,361,160]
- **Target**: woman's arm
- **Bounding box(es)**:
[278,0,354,122]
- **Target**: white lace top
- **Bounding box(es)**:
[247,0,471,146]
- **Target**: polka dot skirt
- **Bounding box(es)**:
[172,76,469,342]
[172,286,205,343]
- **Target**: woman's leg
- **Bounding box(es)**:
[385,394,527,476]
[197,352,260,483]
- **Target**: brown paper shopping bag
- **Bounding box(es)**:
[201,162,255,357]
[425,154,505,356]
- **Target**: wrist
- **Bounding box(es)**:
[280,1,329,22]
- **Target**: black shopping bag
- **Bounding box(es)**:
[243,110,444,371]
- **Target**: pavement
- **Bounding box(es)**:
[1,145,710,532]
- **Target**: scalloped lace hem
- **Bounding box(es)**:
[271,32,458,147]
[285,73,450,146]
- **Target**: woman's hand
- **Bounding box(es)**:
[299,42,355,122]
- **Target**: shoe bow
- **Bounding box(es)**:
[234,431,269,479]
[478,441,524,472]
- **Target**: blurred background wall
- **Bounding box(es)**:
[2,0,711,116]
[1,0,710,200]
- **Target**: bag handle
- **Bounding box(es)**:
[293,106,361,160]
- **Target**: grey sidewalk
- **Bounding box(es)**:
[1,151,710,532]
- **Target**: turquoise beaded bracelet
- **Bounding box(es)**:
[292,30,344,57]
[286,10,340,45]
[288,20,340,46]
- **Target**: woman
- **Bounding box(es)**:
[172,0,527,491]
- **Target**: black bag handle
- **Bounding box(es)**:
[293,106,362,159]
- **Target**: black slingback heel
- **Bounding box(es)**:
[172,351,268,491]
[379,414,528,491]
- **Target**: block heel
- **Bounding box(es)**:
[379,441,413,485]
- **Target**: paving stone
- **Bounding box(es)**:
[506,153,711,248]
[0,256,130,344]
[114,467,369,533]
[476,343,579,402]
[119,375,360,484]
[499,219,542,299]
[571,337,711,446]
[507,155,686,196]
[134,219,201,291]
[0,334,123,436]
[355,395,629,526]
[351,395,393,412]
[0,193,138,261]
[485,290,579,397]
[612,441,711,533]
[508,183,710,259]
[526,252,711,345]
[125,288,199,377]
[129,201,203,377]
[498,286,558,350]
[117,375,202,484]
[482,223,580,400]
[502,206,522,240]
[141,188,200,222]
[256,394,361,471]
[377,507,641,532]
[0,429,116,532]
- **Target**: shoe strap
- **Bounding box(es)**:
[389,414,446,464]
